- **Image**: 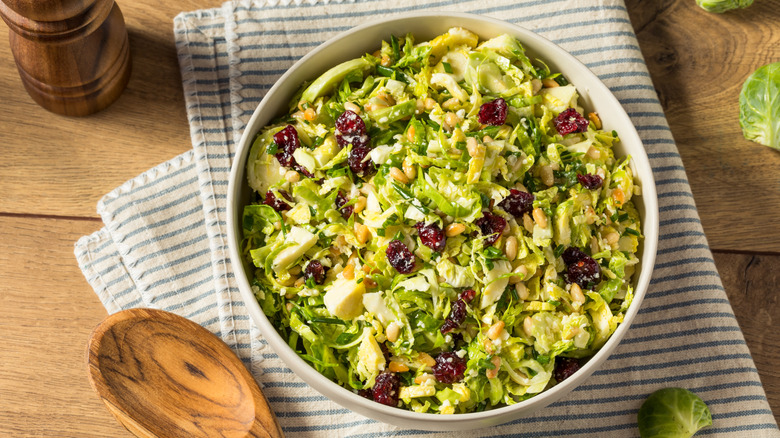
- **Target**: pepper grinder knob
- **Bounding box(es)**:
[0,0,131,116]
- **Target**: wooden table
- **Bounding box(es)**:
[0,0,777,435]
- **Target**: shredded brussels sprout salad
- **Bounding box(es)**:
[242,27,642,414]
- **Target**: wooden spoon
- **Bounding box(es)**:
[86,308,284,438]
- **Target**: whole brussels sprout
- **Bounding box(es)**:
[696,0,753,13]
[739,62,780,151]
[638,388,712,438]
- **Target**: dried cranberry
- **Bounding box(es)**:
[372,372,400,407]
[294,164,314,179]
[566,256,601,288]
[475,211,507,246]
[498,189,534,217]
[450,332,465,348]
[561,247,588,265]
[459,289,477,303]
[440,299,467,334]
[440,319,459,335]
[358,388,373,400]
[414,222,446,253]
[577,173,603,190]
[386,240,415,274]
[347,145,376,177]
[335,191,353,219]
[478,98,508,126]
[272,125,301,167]
[554,357,581,383]
[554,108,589,135]
[336,110,369,149]
[432,352,467,384]
[303,260,326,285]
[263,190,292,212]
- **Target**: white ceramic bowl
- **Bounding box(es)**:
[227,12,659,431]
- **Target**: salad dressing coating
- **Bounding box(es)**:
[243,28,642,414]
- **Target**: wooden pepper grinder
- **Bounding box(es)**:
[0,0,131,116]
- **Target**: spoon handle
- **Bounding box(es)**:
[86,308,284,438]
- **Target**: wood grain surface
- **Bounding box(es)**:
[87,308,283,438]
[0,0,777,436]
[0,0,131,116]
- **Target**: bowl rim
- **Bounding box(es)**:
[227,10,659,428]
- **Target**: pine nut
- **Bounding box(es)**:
[424,97,436,111]
[515,282,529,300]
[344,101,361,114]
[443,97,459,110]
[356,224,371,245]
[523,316,535,337]
[386,321,400,343]
[381,54,392,67]
[304,107,317,121]
[606,231,620,246]
[486,356,501,379]
[587,146,601,160]
[415,98,425,115]
[445,223,466,237]
[542,78,559,88]
[294,277,305,287]
[389,166,409,184]
[483,337,495,355]
[505,236,518,261]
[570,283,586,304]
[419,352,436,368]
[414,373,435,385]
[509,265,528,284]
[482,135,493,144]
[466,137,480,158]
[363,277,377,288]
[286,302,294,311]
[354,196,367,214]
[406,125,416,142]
[402,157,416,181]
[285,170,300,183]
[522,213,534,233]
[443,112,461,131]
[274,221,282,231]
[389,360,409,372]
[540,165,554,187]
[532,207,548,228]
[341,263,355,280]
[487,321,505,340]
[588,112,602,130]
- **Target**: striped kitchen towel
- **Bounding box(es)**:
[74,0,779,436]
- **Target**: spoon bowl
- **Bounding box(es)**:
[86,308,283,438]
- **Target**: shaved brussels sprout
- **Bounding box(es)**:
[695,0,753,13]
[638,388,712,438]
[739,62,779,150]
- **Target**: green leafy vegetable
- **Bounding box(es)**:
[638,388,712,438]
[243,27,641,415]
[695,0,752,13]
[739,62,779,150]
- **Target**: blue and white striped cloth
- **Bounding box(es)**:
[74,1,779,436]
